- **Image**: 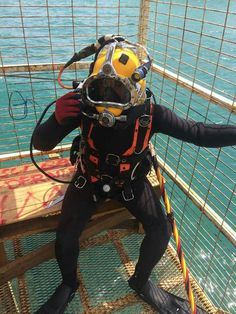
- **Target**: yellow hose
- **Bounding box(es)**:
[155,164,197,314]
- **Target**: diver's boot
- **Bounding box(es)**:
[35,282,79,314]
[128,274,161,312]
[128,273,199,314]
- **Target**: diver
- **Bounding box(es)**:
[33,35,236,313]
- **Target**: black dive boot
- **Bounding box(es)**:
[35,282,79,314]
[128,274,163,312]
[128,273,208,314]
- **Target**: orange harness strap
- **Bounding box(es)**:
[141,104,153,152]
[80,103,153,179]
[123,103,153,157]
[123,118,140,157]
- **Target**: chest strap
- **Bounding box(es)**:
[80,103,153,182]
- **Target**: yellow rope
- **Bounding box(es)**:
[155,163,197,314]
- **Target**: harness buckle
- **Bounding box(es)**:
[122,189,134,201]
[74,175,87,189]
[105,153,121,166]
[138,114,151,127]
[101,174,113,183]
[122,183,134,201]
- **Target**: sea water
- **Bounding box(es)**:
[0,0,235,312]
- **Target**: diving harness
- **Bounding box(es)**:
[71,95,154,198]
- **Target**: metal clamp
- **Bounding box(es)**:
[138,114,151,127]
[101,174,113,183]
[122,188,134,201]
[105,153,121,166]
[74,175,87,189]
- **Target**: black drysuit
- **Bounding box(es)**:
[33,102,236,290]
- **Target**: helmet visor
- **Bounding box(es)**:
[85,77,131,108]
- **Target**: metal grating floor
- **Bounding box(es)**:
[1,229,217,314]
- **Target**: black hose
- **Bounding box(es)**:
[30,100,73,184]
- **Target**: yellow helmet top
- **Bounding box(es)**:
[92,47,143,78]
[81,40,150,115]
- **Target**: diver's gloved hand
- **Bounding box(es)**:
[55,92,81,125]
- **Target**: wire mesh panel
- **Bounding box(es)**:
[146,1,236,312]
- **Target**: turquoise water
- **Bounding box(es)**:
[0,0,236,312]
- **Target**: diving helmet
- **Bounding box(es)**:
[58,35,152,127]
[81,38,152,123]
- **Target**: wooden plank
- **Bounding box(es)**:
[0,215,60,241]
[0,204,127,241]
[0,241,55,286]
[0,61,90,73]
[0,144,71,162]
[0,157,74,225]
[0,242,8,267]
[0,156,72,180]
[0,209,132,285]
[138,0,150,58]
